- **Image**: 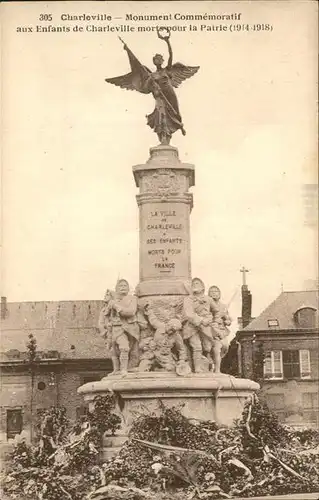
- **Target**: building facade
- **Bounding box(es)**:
[0,297,111,444]
[237,290,319,428]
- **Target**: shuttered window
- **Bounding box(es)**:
[302,392,319,423]
[264,352,273,377]
[282,350,300,379]
[263,350,283,379]
[273,351,283,378]
[299,349,311,379]
[264,349,311,380]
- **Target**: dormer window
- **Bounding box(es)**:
[294,307,317,328]
[268,319,279,328]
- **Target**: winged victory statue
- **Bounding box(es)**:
[105,27,199,145]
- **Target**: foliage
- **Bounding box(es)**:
[26,333,38,364]
[37,406,69,456]
[236,393,289,458]
[2,393,121,500]
[290,426,319,445]
[2,391,319,500]
[101,404,219,490]
[130,402,218,452]
[97,395,319,499]
[84,394,122,445]
[26,333,38,442]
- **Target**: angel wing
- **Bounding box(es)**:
[105,68,152,95]
[105,72,136,91]
[168,62,200,88]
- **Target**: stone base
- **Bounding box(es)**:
[78,372,259,457]
[136,280,191,297]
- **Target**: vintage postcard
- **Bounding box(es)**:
[1,1,318,499]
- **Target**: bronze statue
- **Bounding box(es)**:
[105,27,199,145]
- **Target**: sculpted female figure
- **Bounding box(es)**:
[105,28,199,144]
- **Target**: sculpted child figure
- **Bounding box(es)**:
[98,279,139,376]
[138,306,188,373]
[182,278,218,373]
[208,285,232,374]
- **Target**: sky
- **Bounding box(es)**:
[1,1,318,329]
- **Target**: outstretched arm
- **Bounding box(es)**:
[157,27,172,68]
[166,38,173,68]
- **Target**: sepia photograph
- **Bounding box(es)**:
[0,1,318,499]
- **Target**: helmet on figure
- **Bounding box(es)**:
[191,278,205,294]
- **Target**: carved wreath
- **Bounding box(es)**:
[143,169,184,195]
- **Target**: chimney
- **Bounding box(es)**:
[1,296,7,320]
[239,267,252,328]
[242,285,252,328]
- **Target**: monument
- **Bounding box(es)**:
[78,28,259,456]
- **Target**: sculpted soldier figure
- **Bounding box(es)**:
[208,285,232,374]
[138,306,188,373]
[182,278,218,373]
[105,27,199,145]
[98,279,139,376]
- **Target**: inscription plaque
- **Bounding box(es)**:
[140,202,191,281]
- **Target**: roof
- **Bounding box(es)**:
[1,300,110,360]
[243,290,319,332]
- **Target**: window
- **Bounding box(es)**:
[283,350,300,379]
[7,409,23,440]
[302,392,318,408]
[268,319,279,328]
[264,349,311,380]
[295,307,317,328]
[263,350,283,379]
[299,349,311,378]
[302,393,319,423]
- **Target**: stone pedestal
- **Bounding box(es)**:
[133,145,194,299]
[78,372,259,458]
